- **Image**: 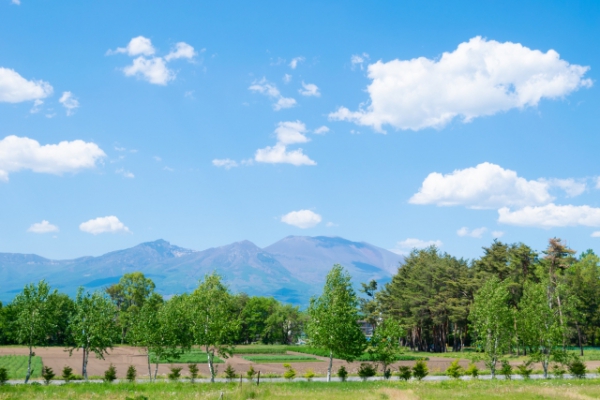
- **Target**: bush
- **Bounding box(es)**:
[283,364,296,381]
[61,366,74,382]
[445,360,463,379]
[126,365,136,383]
[553,364,566,379]
[103,364,117,383]
[246,365,256,382]
[168,367,182,381]
[465,363,479,379]
[223,364,236,382]
[412,360,428,381]
[303,368,315,381]
[358,363,377,381]
[186,364,199,383]
[42,366,55,385]
[337,365,348,382]
[0,367,7,385]
[397,366,412,381]
[125,396,149,400]
[500,360,513,380]
[383,368,392,380]
[516,361,533,379]
[569,359,587,379]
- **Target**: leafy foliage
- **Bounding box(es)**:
[445,360,463,379]
[188,364,198,382]
[397,366,412,381]
[499,360,512,380]
[283,363,296,380]
[168,367,182,381]
[412,360,428,381]
[61,366,74,382]
[303,368,315,381]
[41,366,54,385]
[516,361,533,379]
[568,359,587,378]
[103,364,117,383]
[357,363,377,381]
[126,365,137,383]
[336,365,348,382]
[224,364,236,381]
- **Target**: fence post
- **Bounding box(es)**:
[240,373,242,387]
[257,370,260,386]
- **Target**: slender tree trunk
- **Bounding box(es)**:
[147,351,153,382]
[154,359,160,381]
[207,347,215,383]
[25,345,33,383]
[82,348,89,381]
[327,350,333,382]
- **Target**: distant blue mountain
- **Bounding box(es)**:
[0,236,403,305]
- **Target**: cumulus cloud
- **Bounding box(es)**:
[313,126,330,135]
[457,227,487,238]
[79,216,131,234]
[498,204,600,228]
[281,209,321,228]
[410,162,552,209]
[109,36,196,85]
[27,220,59,234]
[255,121,316,166]
[289,57,305,69]
[0,68,53,103]
[59,91,80,116]
[592,232,600,238]
[212,158,238,169]
[391,238,443,254]
[0,136,106,181]
[542,178,587,197]
[249,78,296,110]
[330,37,592,132]
[299,82,320,97]
[283,74,292,84]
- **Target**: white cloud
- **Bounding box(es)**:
[492,231,505,238]
[0,67,53,103]
[289,57,305,69]
[299,82,320,97]
[283,74,292,84]
[165,42,197,61]
[330,37,592,132]
[249,78,296,110]
[79,216,130,234]
[123,56,174,85]
[0,135,106,181]
[351,53,370,70]
[11,0,20,5]
[108,36,155,56]
[596,177,600,189]
[313,126,330,135]
[281,209,321,228]
[116,168,134,178]
[457,226,487,238]
[592,231,600,238]
[326,222,338,227]
[255,121,316,166]
[30,99,43,114]
[498,204,600,228]
[212,158,238,169]
[410,162,552,209]
[391,238,443,254]
[59,91,80,116]
[27,220,59,234]
[542,178,587,197]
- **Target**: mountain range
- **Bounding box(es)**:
[0,236,404,305]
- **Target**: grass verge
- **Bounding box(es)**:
[150,351,224,364]
[242,355,319,363]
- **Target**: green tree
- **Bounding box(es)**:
[69,288,118,381]
[470,277,513,378]
[306,264,366,382]
[188,273,239,383]
[264,303,305,345]
[12,280,56,383]
[367,317,405,374]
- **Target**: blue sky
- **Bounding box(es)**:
[1,0,599,260]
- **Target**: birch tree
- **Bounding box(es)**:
[188,273,239,383]
[470,277,513,378]
[69,288,117,380]
[307,264,366,382]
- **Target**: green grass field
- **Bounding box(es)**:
[150,350,224,364]
[289,346,427,361]
[242,355,319,363]
[2,379,600,399]
[0,355,42,380]
[232,345,288,354]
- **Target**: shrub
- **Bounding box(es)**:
[516,361,533,379]
[397,366,412,381]
[0,367,8,385]
[61,366,74,382]
[500,360,513,380]
[358,363,377,381]
[188,364,199,383]
[42,366,55,385]
[103,364,117,383]
[569,359,587,379]
[224,365,236,382]
[168,367,182,381]
[126,365,136,383]
[412,360,428,381]
[465,363,479,379]
[246,365,256,382]
[445,360,463,379]
[126,396,149,400]
[383,368,392,380]
[553,364,566,379]
[303,368,315,381]
[337,365,348,382]
[283,364,296,381]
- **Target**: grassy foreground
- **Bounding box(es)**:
[3,379,600,399]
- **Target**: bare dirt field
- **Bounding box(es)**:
[2,346,598,379]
